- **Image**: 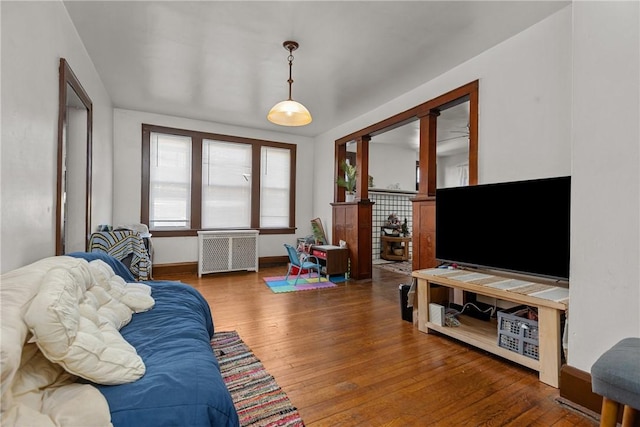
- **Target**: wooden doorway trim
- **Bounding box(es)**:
[56,58,93,255]
[335,80,478,195]
[333,80,479,276]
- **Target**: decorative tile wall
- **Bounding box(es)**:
[370,190,415,261]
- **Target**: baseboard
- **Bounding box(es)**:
[153,262,198,276]
[259,256,288,267]
[153,256,288,276]
[560,365,603,415]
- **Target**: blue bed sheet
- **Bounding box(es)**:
[68,252,239,427]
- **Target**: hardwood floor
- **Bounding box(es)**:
[156,265,596,427]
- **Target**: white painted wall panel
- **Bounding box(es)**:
[1,1,112,273]
[314,6,572,243]
[369,144,417,191]
[112,109,315,263]
[569,1,640,371]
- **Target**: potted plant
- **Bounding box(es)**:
[336,160,357,202]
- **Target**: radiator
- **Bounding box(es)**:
[197,230,259,277]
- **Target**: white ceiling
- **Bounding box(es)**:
[63,1,568,138]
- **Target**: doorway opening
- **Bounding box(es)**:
[333,81,478,279]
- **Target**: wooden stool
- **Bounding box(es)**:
[591,338,640,427]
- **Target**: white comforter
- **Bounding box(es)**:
[1,256,154,426]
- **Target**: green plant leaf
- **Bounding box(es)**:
[336,160,356,192]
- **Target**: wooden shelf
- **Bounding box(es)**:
[426,315,539,371]
[413,268,567,388]
[380,235,411,261]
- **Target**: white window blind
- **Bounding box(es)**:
[202,140,252,228]
[260,146,290,227]
[149,132,192,229]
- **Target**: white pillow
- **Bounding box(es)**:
[24,264,145,385]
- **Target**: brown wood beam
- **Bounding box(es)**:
[335,142,347,202]
[418,110,439,197]
[355,136,370,201]
[336,80,479,146]
[468,87,479,185]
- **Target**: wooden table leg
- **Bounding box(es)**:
[622,405,638,427]
[600,397,620,427]
[417,278,430,334]
[537,306,561,387]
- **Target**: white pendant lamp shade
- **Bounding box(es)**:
[268,40,312,127]
[267,99,312,126]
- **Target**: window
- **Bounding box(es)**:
[260,146,291,228]
[149,133,192,229]
[202,140,252,228]
[142,124,296,236]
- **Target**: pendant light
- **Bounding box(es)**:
[267,41,312,126]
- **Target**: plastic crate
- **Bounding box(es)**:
[497,306,539,360]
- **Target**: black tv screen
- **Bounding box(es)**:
[435,176,571,281]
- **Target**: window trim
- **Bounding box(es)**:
[141,124,296,237]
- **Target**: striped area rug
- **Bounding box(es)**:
[211,331,304,427]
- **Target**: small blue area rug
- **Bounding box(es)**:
[263,274,342,293]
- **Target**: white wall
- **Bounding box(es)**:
[568,1,639,371]
[369,144,417,191]
[0,1,113,273]
[313,2,640,373]
[112,109,316,264]
[313,6,572,242]
[438,152,469,189]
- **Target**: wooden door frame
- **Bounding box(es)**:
[57,58,93,255]
[333,80,479,276]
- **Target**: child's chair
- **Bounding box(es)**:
[284,244,322,284]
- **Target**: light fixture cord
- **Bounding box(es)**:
[287,50,294,101]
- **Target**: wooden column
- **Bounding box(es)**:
[412,197,436,271]
[468,88,479,186]
[335,142,347,202]
[355,136,370,201]
[412,110,439,271]
[418,110,439,197]
[332,136,373,280]
[332,200,373,280]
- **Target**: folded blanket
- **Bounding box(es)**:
[1,256,155,427]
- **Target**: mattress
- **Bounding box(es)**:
[69,252,239,427]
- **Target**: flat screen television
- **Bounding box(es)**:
[435,176,571,281]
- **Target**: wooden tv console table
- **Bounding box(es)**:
[412,268,569,388]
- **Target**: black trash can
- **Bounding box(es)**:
[399,284,413,323]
